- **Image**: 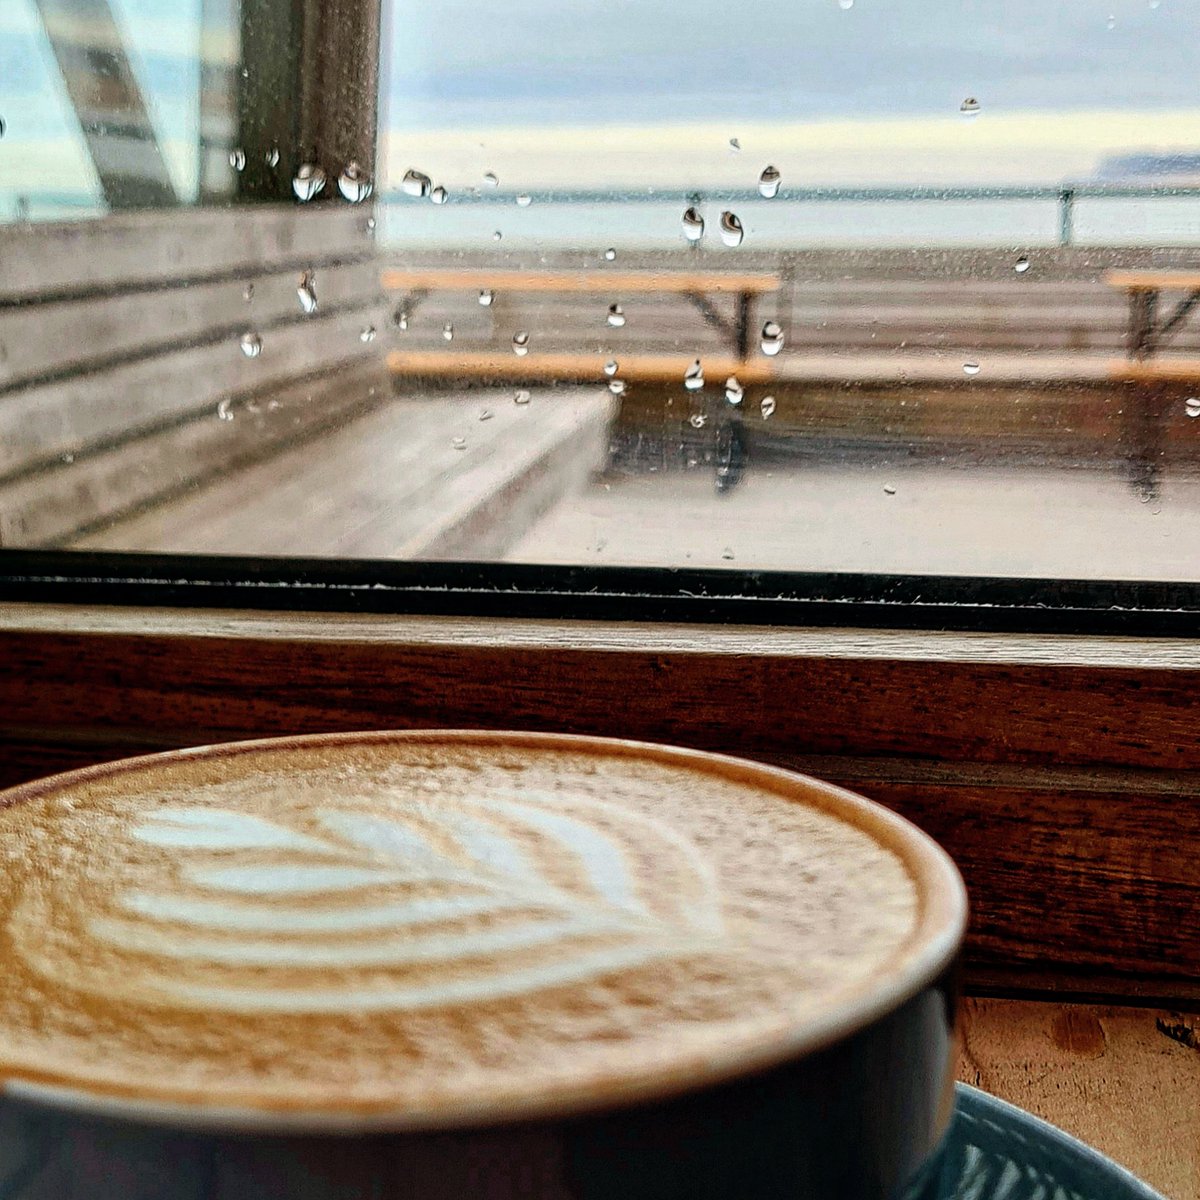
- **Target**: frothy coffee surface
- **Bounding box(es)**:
[0,735,920,1122]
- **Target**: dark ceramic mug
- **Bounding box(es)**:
[0,731,967,1200]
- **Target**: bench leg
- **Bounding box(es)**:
[735,291,753,360]
[1128,288,1158,358]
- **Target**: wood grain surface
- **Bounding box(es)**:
[961,998,1200,1200]
[3,607,1200,998]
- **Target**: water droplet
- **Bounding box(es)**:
[229,148,246,172]
[883,483,897,495]
[478,288,495,307]
[483,171,499,188]
[514,389,531,405]
[689,412,707,429]
[719,211,744,248]
[365,216,376,232]
[393,308,409,330]
[721,548,734,560]
[265,146,280,168]
[758,165,781,199]
[441,322,454,341]
[1014,255,1030,274]
[242,283,254,302]
[604,359,619,377]
[1106,12,1115,28]
[959,96,981,117]
[402,168,432,198]
[516,193,532,207]
[430,185,448,205]
[61,451,74,464]
[682,207,705,242]
[607,303,626,328]
[297,270,318,314]
[608,378,626,395]
[1149,0,1161,9]
[239,331,262,358]
[760,320,784,356]
[838,0,853,9]
[724,376,744,405]
[360,325,377,343]
[478,408,493,421]
[729,137,741,152]
[760,395,776,419]
[240,67,249,78]
[604,248,617,261]
[0,117,6,139]
[492,230,503,242]
[292,163,326,202]
[512,331,530,356]
[217,398,235,421]
[452,436,467,450]
[963,360,981,376]
[338,161,373,203]
[1186,397,1200,418]
[684,360,705,391]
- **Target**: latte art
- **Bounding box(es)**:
[0,734,922,1124]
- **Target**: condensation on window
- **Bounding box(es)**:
[2,0,1200,581]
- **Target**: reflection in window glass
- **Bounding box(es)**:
[3,0,1200,581]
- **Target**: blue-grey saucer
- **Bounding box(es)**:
[945,1084,1168,1200]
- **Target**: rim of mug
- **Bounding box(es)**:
[0,728,968,1135]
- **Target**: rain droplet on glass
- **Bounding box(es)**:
[217,398,235,421]
[607,303,626,327]
[684,360,705,391]
[360,325,377,343]
[760,320,784,356]
[492,230,503,242]
[838,0,853,9]
[442,322,454,341]
[514,389,532,405]
[604,248,617,261]
[963,360,981,376]
[682,207,705,243]
[431,185,448,205]
[959,97,981,117]
[512,331,530,356]
[265,146,280,168]
[760,395,776,419]
[242,283,254,302]
[483,171,499,188]
[479,408,494,421]
[0,116,6,139]
[297,270,318,314]
[239,331,262,358]
[292,163,326,202]
[719,211,744,248]
[758,165,781,198]
[608,378,626,395]
[1106,12,1116,28]
[452,436,467,450]
[721,548,734,560]
[1014,255,1031,274]
[604,359,619,377]
[724,376,744,405]
[729,137,741,152]
[392,308,409,330]
[689,412,707,429]
[1186,397,1200,418]
[516,193,532,207]
[365,216,376,232]
[883,483,897,495]
[229,148,246,172]
[402,168,432,198]
[478,288,495,307]
[338,161,373,203]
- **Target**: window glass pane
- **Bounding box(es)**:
[4,0,1200,584]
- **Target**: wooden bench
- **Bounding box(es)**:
[381,268,780,378]
[1106,269,1200,380]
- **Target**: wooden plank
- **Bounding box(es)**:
[0,206,375,302]
[0,359,390,547]
[0,259,378,392]
[1110,358,1200,382]
[70,391,617,559]
[959,998,1200,1200]
[1106,269,1200,291]
[387,350,774,383]
[0,299,391,481]
[381,269,779,294]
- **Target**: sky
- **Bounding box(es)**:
[2,0,1200,206]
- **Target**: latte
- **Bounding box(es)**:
[0,732,953,1129]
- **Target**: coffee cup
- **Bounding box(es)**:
[0,730,966,1199]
